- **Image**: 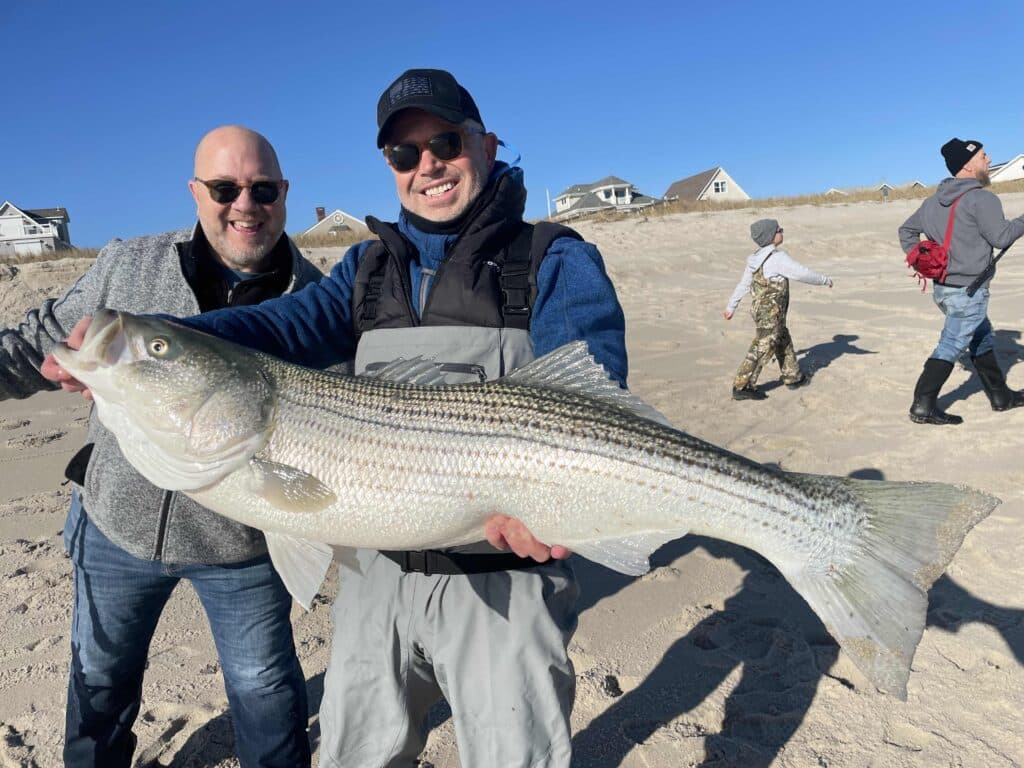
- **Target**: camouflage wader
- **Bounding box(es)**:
[733,267,802,390]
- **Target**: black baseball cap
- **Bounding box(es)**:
[376,68,484,148]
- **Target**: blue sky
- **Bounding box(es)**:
[5,0,1023,248]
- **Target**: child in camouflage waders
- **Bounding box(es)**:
[724,219,833,400]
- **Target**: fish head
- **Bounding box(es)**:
[53,309,275,491]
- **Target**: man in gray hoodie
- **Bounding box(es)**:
[0,126,319,767]
[899,137,1024,425]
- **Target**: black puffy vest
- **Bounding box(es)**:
[352,169,581,336]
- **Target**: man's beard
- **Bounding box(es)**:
[226,241,275,269]
[976,169,991,187]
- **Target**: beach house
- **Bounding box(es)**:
[551,176,659,221]
[663,167,750,203]
[0,201,72,257]
[299,207,367,239]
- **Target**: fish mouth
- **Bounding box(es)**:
[52,308,127,374]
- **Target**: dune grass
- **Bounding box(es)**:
[544,179,1024,225]
[1,246,100,265]
[293,230,371,249]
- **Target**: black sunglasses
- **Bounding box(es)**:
[384,130,480,173]
[193,177,286,205]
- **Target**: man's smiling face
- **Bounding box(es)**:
[188,126,288,271]
[384,109,496,223]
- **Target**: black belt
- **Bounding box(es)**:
[379,549,539,575]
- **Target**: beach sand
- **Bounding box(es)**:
[2,196,1023,767]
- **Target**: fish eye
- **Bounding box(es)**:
[148,337,170,356]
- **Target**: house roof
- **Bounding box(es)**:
[589,175,630,188]
[560,192,615,214]
[664,168,719,201]
[25,207,69,222]
[299,208,367,237]
[555,176,637,199]
[827,181,926,195]
[0,201,70,223]
[556,184,591,198]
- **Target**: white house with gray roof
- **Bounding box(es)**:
[663,167,749,203]
[0,201,72,257]
[551,176,659,221]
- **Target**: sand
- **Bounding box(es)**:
[2,196,1023,767]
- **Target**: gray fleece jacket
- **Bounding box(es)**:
[0,226,322,563]
[898,177,1024,288]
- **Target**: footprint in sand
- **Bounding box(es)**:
[0,723,44,768]
[5,430,66,449]
[0,418,30,431]
[133,703,235,766]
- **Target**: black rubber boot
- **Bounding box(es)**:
[732,386,767,401]
[785,373,810,390]
[909,358,963,425]
[972,351,1024,411]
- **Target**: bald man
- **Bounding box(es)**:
[0,126,319,767]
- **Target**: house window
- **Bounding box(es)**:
[713,181,727,194]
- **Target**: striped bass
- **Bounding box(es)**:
[52,309,998,700]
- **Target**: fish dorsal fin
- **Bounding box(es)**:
[504,342,673,427]
[247,458,337,512]
[571,530,687,576]
[365,357,448,386]
[264,531,334,610]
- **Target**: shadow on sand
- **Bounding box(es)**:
[796,333,878,376]
[570,535,842,767]
[168,465,1018,768]
[760,333,876,393]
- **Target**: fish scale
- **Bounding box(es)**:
[53,309,1000,699]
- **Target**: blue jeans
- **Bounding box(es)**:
[62,493,310,767]
[930,284,994,363]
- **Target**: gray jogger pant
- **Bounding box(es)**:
[317,550,579,768]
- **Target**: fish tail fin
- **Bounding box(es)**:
[785,476,998,699]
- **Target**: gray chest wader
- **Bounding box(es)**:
[733,265,801,389]
[352,221,582,572]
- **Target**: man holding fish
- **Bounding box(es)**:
[9,126,317,767]
[47,69,628,767]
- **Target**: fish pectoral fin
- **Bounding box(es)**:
[332,546,362,575]
[572,531,686,576]
[264,532,334,610]
[248,458,337,512]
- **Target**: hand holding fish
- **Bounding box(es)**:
[485,514,571,561]
[41,316,93,398]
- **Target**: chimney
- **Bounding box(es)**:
[315,207,326,222]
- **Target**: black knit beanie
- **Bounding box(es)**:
[941,138,983,176]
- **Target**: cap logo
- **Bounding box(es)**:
[967,143,977,151]
[387,75,434,108]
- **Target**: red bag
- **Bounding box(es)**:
[905,193,967,291]
[906,240,949,286]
